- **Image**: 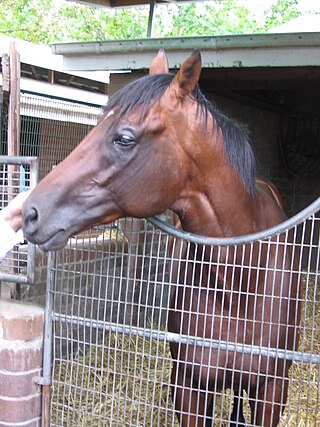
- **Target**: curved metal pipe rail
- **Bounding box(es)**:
[147,196,320,246]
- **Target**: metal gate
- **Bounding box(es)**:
[0,155,38,287]
[46,197,320,426]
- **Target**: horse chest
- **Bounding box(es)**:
[168,284,273,391]
[169,265,257,341]
[169,282,285,345]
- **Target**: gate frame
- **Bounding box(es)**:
[0,155,38,284]
[45,195,320,426]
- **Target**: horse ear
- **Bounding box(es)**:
[150,49,169,74]
[171,50,202,98]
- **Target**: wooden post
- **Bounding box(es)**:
[7,42,20,159]
[48,69,54,84]
[5,43,21,202]
[1,43,21,299]
[1,53,10,155]
[1,53,10,98]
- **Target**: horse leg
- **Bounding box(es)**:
[230,388,246,427]
[249,377,288,426]
[205,388,246,427]
[205,396,214,427]
[171,362,208,427]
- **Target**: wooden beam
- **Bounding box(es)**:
[69,0,112,7]
[69,0,186,7]
[65,75,75,86]
[48,69,54,84]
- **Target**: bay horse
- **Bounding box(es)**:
[23,50,301,426]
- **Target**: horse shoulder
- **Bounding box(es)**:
[254,187,287,231]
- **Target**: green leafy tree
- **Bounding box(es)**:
[0,0,302,45]
[262,0,300,31]
[154,1,254,37]
[0,0,150,43]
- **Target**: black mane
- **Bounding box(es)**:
[105,73,256,193]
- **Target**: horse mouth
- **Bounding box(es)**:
[37,229,70,252]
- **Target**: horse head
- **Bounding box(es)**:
[23,50,215,251]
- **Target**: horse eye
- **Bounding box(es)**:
[113,134,136,147]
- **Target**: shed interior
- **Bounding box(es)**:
[199,66,320,215]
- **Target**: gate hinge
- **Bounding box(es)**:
[33,375,52,386]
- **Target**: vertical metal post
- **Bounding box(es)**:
[40,251,56,427]
[27,157,39,284]
[147,0,156,38]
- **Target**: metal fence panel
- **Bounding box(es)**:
[0,155,38,286]
[15,94,103,305]
[48,200,320,426]
[20,94,102,180]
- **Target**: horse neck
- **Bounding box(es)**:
[169,107,286,238]
[173,172,259,238]
[170,128,259,238]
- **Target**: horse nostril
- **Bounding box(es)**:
[28,207,39,223]
[24,206,40,232]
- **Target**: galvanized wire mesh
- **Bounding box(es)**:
[20,94,102,179]
[0,156,38,289]
[49,200,320,427]
[15,93,103,304]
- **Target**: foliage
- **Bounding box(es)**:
[262,0,300,31]
[0,0,302,45]
[153,1,258,37]
[0,0,150,44]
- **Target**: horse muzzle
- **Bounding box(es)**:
[23,200,70,251]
